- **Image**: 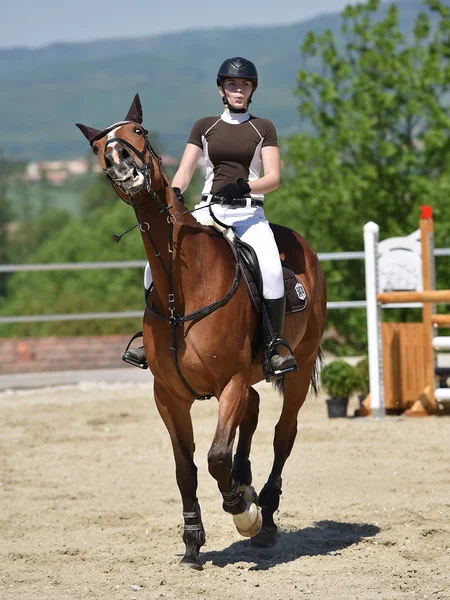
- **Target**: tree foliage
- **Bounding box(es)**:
[0,151,23,298]
[0,195,147,337]
[266,0,450,353]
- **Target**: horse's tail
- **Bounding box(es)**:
[272,346,324,397]
[310,346,324,396]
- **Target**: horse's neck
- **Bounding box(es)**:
[135,190,219,306]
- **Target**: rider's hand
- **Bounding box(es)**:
[216,178,251,199]
[172,186,185,204]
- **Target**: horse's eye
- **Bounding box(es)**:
[134,127,143,136]
[92,146,99,155]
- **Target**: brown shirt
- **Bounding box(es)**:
[187,112,278,198]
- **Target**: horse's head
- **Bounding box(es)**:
[76,94,162,201]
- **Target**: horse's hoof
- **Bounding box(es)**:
[250,524,278,547]
[179,555,203,571]
[233,502,262,538]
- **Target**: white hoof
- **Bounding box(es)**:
[233,502,262,538]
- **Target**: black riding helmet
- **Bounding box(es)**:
[217,57,258,112]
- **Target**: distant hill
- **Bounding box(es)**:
[0,0,430,160]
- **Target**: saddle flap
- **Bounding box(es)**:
[216,227,308,316]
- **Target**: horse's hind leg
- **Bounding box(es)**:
[251,357,316,548]
[153,382,205,570]
[231,386,260,504]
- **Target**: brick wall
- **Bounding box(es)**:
[0,335,134,374]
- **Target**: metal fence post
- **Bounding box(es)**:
[364,222,385,418]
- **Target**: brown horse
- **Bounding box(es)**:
[77,94,327,570]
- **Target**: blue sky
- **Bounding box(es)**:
[2,0,361,49]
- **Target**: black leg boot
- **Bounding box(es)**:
[262,297,297,381]
[122,331,148,369]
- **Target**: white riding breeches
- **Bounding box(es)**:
[143,200,284,300]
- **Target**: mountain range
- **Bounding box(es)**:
[0,0,429,160]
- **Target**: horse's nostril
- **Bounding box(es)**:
[105,154,113,168]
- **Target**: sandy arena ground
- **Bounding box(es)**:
[0,379,449,600]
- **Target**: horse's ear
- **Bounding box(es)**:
[124,93,143,124]
[76,123,102,144]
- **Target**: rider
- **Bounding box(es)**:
[123,56,297,379]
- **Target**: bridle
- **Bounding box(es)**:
[100,124,164,208]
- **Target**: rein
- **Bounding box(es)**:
[104,133,241,399]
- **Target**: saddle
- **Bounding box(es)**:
[222,232,308,316]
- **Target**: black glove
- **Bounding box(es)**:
[216,178,251,200]
[172,186,185,204]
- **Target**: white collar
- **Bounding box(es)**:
[220,109,250,124]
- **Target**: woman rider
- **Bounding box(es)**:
[123,56,297,380]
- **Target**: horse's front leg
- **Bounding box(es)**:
[153,381,205,570]
[208,375,262,538]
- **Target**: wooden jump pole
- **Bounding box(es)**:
[419,205,436,404]
[377,290,450,304]
[433,314,450,327]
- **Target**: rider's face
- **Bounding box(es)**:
[220,78,254,110]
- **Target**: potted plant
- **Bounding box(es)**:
[320,359,361,418]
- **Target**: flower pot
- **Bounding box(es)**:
[326,397,349,418]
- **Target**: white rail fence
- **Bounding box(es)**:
[0,250,449,325]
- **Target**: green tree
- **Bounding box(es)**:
[266,0,450,353]
[0,200,147,337]
[79,172,118,217]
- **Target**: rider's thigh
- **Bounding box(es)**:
[235,217,284,299]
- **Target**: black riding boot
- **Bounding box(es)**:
[262,296,297,381]
[122,332,148,369]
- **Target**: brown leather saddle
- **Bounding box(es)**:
[224,233,308,316]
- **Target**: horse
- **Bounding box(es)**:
[76,94,327,570]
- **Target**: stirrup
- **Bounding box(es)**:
[122,331,148,370]
[263,338,298,381]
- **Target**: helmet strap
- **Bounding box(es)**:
[220,85,252,114]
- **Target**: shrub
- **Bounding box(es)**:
[320,359,361,399]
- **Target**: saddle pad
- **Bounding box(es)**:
[283,264,308,314]
[241,262,307,316]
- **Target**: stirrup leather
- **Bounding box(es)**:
[122,331,148,369]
